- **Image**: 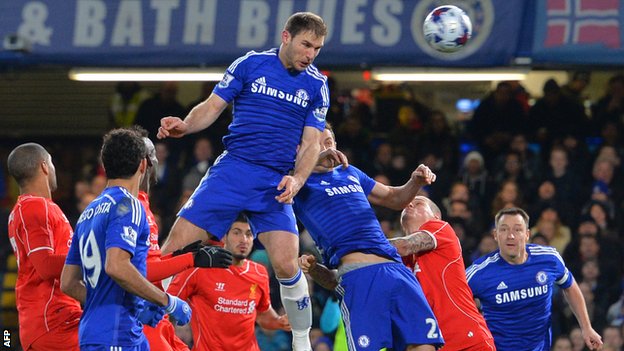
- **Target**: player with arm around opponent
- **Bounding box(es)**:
[295,123,443,351]
[466,207,602,351]
[391,195,495,351]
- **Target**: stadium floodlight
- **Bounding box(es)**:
[68,68,225,82]
[371,68,529,82]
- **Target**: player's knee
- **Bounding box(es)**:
[272,258,299,279]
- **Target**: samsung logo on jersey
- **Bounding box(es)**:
[325,184,364,197]
[251,82,309,108]
[495,285,548,304]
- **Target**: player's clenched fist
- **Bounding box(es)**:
[165,293,192,325]
[158,117,188,139]
[412,164,436,187]
[298,254,317,274]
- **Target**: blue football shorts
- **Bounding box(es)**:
[335,262,444,351]
[81,337,149,351]
[178,151,298,239]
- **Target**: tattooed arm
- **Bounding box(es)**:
[389,231,436,256]
[298,254,338,291]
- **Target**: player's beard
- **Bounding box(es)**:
[49,173,58,192]
[234,253,248,261]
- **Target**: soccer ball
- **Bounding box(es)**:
[423,5,472,53]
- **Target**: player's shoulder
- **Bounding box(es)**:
[527,244,563,262]
[421,219,449,232]
[303,64,328,85]
[228,48,278,73]
[104,187,144,218]
[466,250,502,280]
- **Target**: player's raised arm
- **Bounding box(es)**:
[367,164,436,210]
[389,231,436,256]
[158,93,228,139]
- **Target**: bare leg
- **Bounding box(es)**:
[259,230,312,351]
[161,217,210,255]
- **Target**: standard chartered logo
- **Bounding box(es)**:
[214,296,255,314]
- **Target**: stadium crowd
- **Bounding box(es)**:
[2,71,624,350]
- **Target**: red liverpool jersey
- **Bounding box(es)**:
[8,195,82,348]
[403,219,493,351]
[168,260,271,351]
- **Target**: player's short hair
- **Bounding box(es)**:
[285,12,327,39]
[7,143,49,186]
[423,197,442,218]
[495,207,530,228]
[101,128,146,179]
[233,213,249,224]
[325,121,336,140]
[129,125,157,168]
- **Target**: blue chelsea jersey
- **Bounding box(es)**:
[66,186,150,347]
[213,48,329,173]
[466,244,574,351]
[293,166,401,269]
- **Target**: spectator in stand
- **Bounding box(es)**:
[529,79,588,148]
[561,71,591,106]
[181,137,215,194]
[542,146,583,208]
[490,180,524,218]
[592,74,624,136]
[530,207,571,254]
[418,110,459,175]
[335,115,371,168]
[458,151,496,217]
[468,81,527,166]
[602,326,624,351]
[552,335,574,351]
[109,82,151,128]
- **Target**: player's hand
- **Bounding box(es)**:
[412,164,436,187]
[138,301,165,328]
[275,315,291,331]
[165,294,192,325]
[582,327,603,350]
[172,240,204,257]
[158,117,188,139]
[276,175,302,204]
[318,148,349,169]
[194,246,233,268]
[298,254,317,274]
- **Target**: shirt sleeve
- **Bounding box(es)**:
[65,234,82,265]
[304,77,329,131]
[212,52,251,103]
[19,200,54,254]
[105,197,143,257]
[553,251,574,289]
[350,166,376,195]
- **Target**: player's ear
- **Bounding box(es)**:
[281,30,291,44]
[491,228,498,242]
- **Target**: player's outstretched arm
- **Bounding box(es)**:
[389,231,436,256]
[367,164,436,210]
[277,126,322,204]
[257,307,292,331]
[158,93,228,139]
[60,263,86,303]
[563,280,603,350]
[298,254,338,291]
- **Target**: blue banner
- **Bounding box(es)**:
[0,0,526,67]
[532,0,624,65]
